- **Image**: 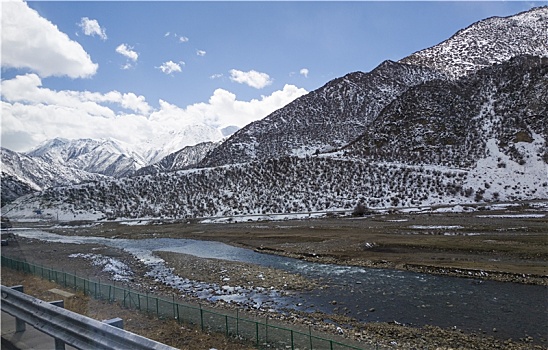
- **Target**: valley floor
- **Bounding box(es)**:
[1,204,547,349]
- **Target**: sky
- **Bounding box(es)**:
[1,0,543,153]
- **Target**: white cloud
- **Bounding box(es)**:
[179,36,189,43]
[164,31,170,37]
[157,61,184,75]
[196,50,206,56]
[300,68,309,78]
[116,44,138,62]
[1,74,307,152]
[210,74,223,79]
[78,17,107,40]
[150,84,307,130]
[229,69,273,89]
[1,74,152,116]
[1,0,98,78]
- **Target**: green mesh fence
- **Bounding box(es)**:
[2,255,379,350]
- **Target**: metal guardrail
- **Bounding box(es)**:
[1,284,178,350]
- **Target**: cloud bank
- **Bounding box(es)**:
[1,74,307,152]
[1,0,98,78]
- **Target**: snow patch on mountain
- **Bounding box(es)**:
[400,6,548,78]
[464,135,548,202]
[136,125,223,165]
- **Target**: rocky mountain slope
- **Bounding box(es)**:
[400,7,548,78]
[201,62,445,167]
[134,142,218,176]
[4,56,546,220]
[1,147,104,206]
[200,6,547,168]
[27,138,146,178]
[344,55,548,168]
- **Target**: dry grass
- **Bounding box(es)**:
[1,268,255,350]
[24,209,548,283]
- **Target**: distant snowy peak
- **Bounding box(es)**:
[134,141,218,176]
[27,137,145,177]
[400,6,548,78]
[1,147,104,205]
[22,124,224,177]
[137,125,223,165]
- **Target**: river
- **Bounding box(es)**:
[12,229,548,345]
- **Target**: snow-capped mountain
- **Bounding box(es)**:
[136,125,224,165]
[1,147,104,206]
[344,55,547,202]
[201,61,445,167]
[400,7,548,78]
[134,142,218,176]
[4,56,546,220]
[2,7,547,219]
[27,138,146,178]
[345,55,547,168]
[201,7,547,168]
[22,124,224,178]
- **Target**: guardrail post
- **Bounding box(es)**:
[10,285,26,332]
[172,295,176,319]
[103,317,124,329]
[309,325,313,350]
[49,300,65,350]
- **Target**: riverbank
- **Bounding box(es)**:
[2,232,546,349]
[34,207,546,286]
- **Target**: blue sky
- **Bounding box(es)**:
[1,1,542,153]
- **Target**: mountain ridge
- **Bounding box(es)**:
[200,61,445,167]
[4,56,546,219]
[400,6,548,78]
[2,7,546,217]
[200,6,547,168]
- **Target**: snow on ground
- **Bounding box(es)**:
[433,205,475,213]
[409,225,464,230]
[119,220,151,226]
[2,196,104,222]
[464,135,548,202]
[51,223,101,229]
[476,214,546,218]
[69,253,134,281]
[200,212,327,224]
